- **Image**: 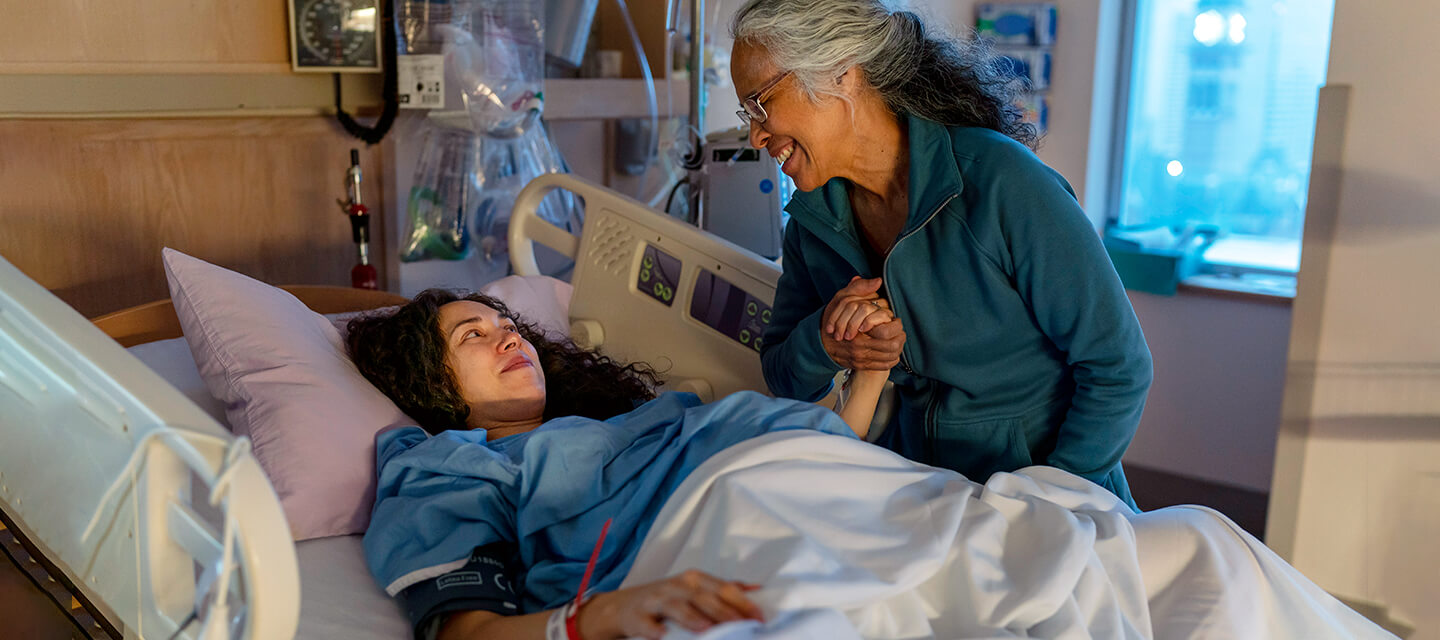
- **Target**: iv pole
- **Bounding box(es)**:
[684,0,707,228]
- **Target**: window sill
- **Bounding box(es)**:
[1178,273,1295,304]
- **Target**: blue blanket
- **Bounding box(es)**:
[363,391,856,612]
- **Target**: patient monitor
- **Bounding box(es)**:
[511,174,781,402]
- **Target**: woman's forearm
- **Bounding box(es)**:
[439,592,627,640]
[439,609,550,640]
[837,369,888,439]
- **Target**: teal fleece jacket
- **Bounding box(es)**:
[761,115,1151,506]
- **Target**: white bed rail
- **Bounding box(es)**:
[509,174,784,402]
[0,256,299,640]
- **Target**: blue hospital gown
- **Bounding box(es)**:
[363,391,857,613]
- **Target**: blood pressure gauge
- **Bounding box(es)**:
[287,0,382,72]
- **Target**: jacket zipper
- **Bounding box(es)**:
[883,193,958,375]
[886,193,957,464]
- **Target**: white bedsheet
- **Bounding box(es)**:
[295,535,409,640]
[625,431,1393,640]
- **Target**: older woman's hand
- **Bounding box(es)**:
[577,569,764,640]
[821,277,906,370]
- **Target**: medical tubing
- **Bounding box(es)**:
[611,0,660,201]
[334,0,400,145]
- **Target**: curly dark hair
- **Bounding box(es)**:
[346,288,659,435]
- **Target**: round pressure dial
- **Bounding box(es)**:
[291,0,380,71]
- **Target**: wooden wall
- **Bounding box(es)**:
[0,118,390,318]
[0,0,289,73]
[0,0,392,318]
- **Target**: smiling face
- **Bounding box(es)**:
[731,40,860,192]
[437,300,546,430]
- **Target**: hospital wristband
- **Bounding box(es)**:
[546,600,586,640]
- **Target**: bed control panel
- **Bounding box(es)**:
[511,174,784,402]
[638,244,682,306]
[690,269,773,352]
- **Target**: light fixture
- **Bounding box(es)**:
[1228,13,1248,44]
[1194,10,1225,46]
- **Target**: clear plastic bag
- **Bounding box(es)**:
[471,121,584,265]
[400,126,483,262]
[438,0,545,137]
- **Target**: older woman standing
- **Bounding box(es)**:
[732,0,1152,506]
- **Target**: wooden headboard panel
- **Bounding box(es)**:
[0,117,391,319]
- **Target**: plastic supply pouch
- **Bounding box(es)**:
[436,0,545,138]
[470,122,584,267]
[401,126,485,262]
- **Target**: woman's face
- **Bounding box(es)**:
[437,300,546,429]
[731,40,857,192]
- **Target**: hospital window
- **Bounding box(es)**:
[1108,0,1336,295]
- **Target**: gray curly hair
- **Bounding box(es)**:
[731,0,1038,149]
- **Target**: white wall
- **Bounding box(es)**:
[1126,291,1291,492]
[1266,0,1440,634]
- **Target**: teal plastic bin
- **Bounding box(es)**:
[1103,226,1220,296]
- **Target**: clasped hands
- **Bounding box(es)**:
[821,276,906,371]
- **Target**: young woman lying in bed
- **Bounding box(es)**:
[348,289,894,640]
[350,290,1392,640]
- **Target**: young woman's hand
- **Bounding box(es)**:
[830,297,894,341]
[821,277,906,370]
[576,569,764,640]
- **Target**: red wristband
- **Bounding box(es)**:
[564,602,584,640]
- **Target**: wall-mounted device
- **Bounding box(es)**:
[287,0,383,73]
[701,128,790,260]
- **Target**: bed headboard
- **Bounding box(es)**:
[92,285,409,348]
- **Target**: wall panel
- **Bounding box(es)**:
[0,117,390,317]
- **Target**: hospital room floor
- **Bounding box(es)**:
[1,513,116,640]
[1124,464,1268,539]
[0,531,77,639]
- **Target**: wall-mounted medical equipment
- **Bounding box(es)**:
[290,0,399,144]
[511,173,781,402]
[700,128,790,260]
[977,2,1056,134]
[287,0,383,72]
[338,149,379,289]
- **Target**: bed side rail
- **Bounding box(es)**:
[0,256,298,640]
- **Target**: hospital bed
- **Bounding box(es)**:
[0,174,1393,640]
[0,174,790,640]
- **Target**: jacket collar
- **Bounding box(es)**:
[785,114,965,238]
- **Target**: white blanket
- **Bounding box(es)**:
[623,432,1392,639]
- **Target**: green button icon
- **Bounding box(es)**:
[753,337,763,351]
[654,282,664,297]
[640,268,651,282]
[746,302,758,316]
[760,309,771,323]
[643,255,654,268]
[662,286,674,302]
[739,329,751,344]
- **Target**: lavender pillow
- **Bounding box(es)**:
[163,248,413,540]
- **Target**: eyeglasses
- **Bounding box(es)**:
[736,70,792,126]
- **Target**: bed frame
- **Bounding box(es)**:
[0,261,406,640]
[0,174,784,640]
[92,286,409,348]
